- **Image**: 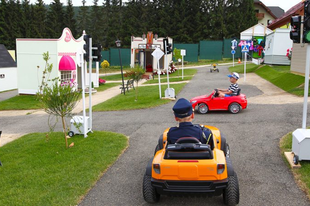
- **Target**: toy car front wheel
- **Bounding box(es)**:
[198,103,209,114]
[217,69,219,72]
[143,173,160,203]
[68,131,74,137]
[229,103,241,114]
[223,172,240,206]
[293,154,299,165]
[210,69,212,73]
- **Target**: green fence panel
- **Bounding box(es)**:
[199,41,223,60]
[110,48,131,66]
[223,39,242,59]
[173,43,199,62]
[102,50,110,62]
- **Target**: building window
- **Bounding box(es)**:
[60,71,72,83]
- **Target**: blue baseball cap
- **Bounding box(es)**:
[228,72,239,79]
[173,98,193,118]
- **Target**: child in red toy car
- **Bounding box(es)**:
[213,72,239,97]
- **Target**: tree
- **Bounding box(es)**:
[32,0,47,38]
[76,0,90,36]
[37,52,81,149]
[46,0,65,38]
[89,0,104,45]
[21,0,34,38]
[64,0,77,37]
[125,66,145,101]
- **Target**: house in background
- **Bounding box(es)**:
[267,1,305,74]
[0,44,17,92]
[254,0,285,26]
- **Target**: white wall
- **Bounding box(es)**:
[0,67,17,92]
[16,40,58,94]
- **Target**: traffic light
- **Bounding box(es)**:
[290,16,302,43]
[163,38,173,54]
[304,0,310,42]
[83,34,91,62]
[92,44,102,62]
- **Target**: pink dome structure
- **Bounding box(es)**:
[59,55,76,71]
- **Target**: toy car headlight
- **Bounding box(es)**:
[217,164,225,174]
[191,100,197,104]
[153,164,160,174]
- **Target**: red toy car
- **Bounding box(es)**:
[190,89,247,114]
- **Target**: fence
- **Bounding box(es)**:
[99,39,242,66]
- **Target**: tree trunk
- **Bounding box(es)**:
[61,116,68,148]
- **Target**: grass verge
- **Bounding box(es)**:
[96,83,120,92]
[0,95,42,110]
[228,63,260,73]
[0,83,119,110]
[280,132,310,199]
[93,83,186,111]
[0,131,128,206]
[255,65,306,96]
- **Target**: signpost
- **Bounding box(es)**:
[241,44,249,82]
[231,39,238,67]
[181,49,186,80]
[152,48,165,99]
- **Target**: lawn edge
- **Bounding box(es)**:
[279,132,310,200]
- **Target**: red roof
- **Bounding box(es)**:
[268,1,304,30]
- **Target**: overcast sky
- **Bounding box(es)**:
[29,0,302,12]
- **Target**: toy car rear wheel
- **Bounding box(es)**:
[229,103,241,114]
[217,69,219,72]
[154,144,160,155]
[143,173,160,203]
[223,172,240,206]
[210,69,212,73]
[198,103,209,114]
[68,131,74,137]
[293,154,299,165]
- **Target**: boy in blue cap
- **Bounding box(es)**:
[167,98,214,148]
[214,72,239,97]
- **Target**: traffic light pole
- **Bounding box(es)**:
[88,37,92,132]
[302,44,310,129]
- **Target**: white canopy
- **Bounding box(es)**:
[240,23,273,40]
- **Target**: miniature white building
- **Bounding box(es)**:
[130,32,173,73]
[16,28,87,95]
[0,44,17,92]
[264,28,292,65]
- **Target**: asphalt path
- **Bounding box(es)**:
[78,67,310,206]
[1,66,310,205]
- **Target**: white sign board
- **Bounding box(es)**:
[181,49,186,56]
[152,48,164,60]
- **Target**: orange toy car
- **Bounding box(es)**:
[143,125,239,205]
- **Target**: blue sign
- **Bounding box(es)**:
[231,50,236,55]
[241,45,249,53]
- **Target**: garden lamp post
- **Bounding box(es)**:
[116,39,125,95]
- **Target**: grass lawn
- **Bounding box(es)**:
[255,65,306,96]
[186,58,233,66]
[145,76,192,84]
[145,69,197,84]
[93,83,186,111]
[99,74,130,81]
[0,131,128,206]
[0,95,42,110]
[0,83,119,110]
[280,132,310,198]
[96,83,120,92]
[229,63,260,73]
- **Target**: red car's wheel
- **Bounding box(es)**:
[229,103,241,114]
[198,103,209,114]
